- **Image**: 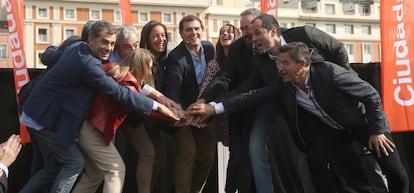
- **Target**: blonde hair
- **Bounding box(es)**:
[106,48,155,87]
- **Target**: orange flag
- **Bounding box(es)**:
[381,0,414,132]
[119,0,133,25]
[6,0,31,143]
[261,0,278,18]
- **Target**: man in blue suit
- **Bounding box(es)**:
[19,20,177,193]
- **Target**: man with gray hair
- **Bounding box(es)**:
[108,25,140,63]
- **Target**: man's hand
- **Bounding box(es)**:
[185,102,216,128]
[186,102,216,118]
[157,95,182,110]
[368,133,395,158]
[157,103,180,121]
[0,134,22,167]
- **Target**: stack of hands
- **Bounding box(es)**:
[155,97,216,128]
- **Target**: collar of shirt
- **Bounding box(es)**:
[108,51,122,63]
[268,36,287,64]
[292,69,311,91]
[186,45,206,87]
[280,36,287,46]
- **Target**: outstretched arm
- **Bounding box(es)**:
[142,84,182,111]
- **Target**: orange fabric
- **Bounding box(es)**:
[260,0,278,18]
[119,0,132,25]
[381,0,414,132]
[7,0,31,143]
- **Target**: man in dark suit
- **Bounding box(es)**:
[0,134,22,193]
[197,13,353,193]
[199,8,261,193]
[163,15,215,193]
[190,42,410,193]
[191,14,384,193]
[19,20,177,193]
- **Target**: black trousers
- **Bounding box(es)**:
[296,112,409,193]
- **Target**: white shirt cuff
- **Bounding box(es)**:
[0,163,9,178]
[152,101,158,111]
[142,84,155,96]
[209,102,225,114]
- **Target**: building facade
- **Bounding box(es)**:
[0,0,380,68]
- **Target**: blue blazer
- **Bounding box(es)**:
[164,41,215,109]
[22,42,154,145]
[222,61,390,135]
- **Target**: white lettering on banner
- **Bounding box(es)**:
[264,0,278,16]
[392,2,414,106]
[6,0,29,91]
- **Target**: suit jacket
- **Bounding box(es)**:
[164,41,215,109]
[223,61,389,136]
[221,25,353,99]
[199,38,254,101]
[198,38,256,124]
[22,41,154,145]
[0,173,6,193]
[282,25,352,71]
[233,52,279,94]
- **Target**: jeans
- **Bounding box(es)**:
[249,100,277,193]
[225,119,254,193]
[303,122,409,193]
[20,128,84,193]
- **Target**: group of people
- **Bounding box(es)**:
[1,6,409,193]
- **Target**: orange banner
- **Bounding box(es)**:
[260,0,278,18]
[119,0,133,25]
[381,0,414,132]
[6,0,31,143]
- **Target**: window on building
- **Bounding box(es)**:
[38,28,48,43]
[363,44,372,55]
[38,8,48,18]
[345,44,354,55]
[115,11,121,22]
[167,32,174,50]
[65,29,76,39]
[37,51,47,68]
[38,52,43,66]
[65,9,75,19]
[139,12,149,23]
[305,23,315,27]
[167,32,172,42]
[362,25,371,35]
[163,13,172,23]
[222,21,230,25]
[326,24,336,34]
[342,1,355,15]
[0,45,7,59]
[358,4,371,16]
[91,10,101,20]
[344,24,353,34]
[301,0,318,13]
[325,4,335,14]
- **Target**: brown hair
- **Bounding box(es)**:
[179,15,204,32]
